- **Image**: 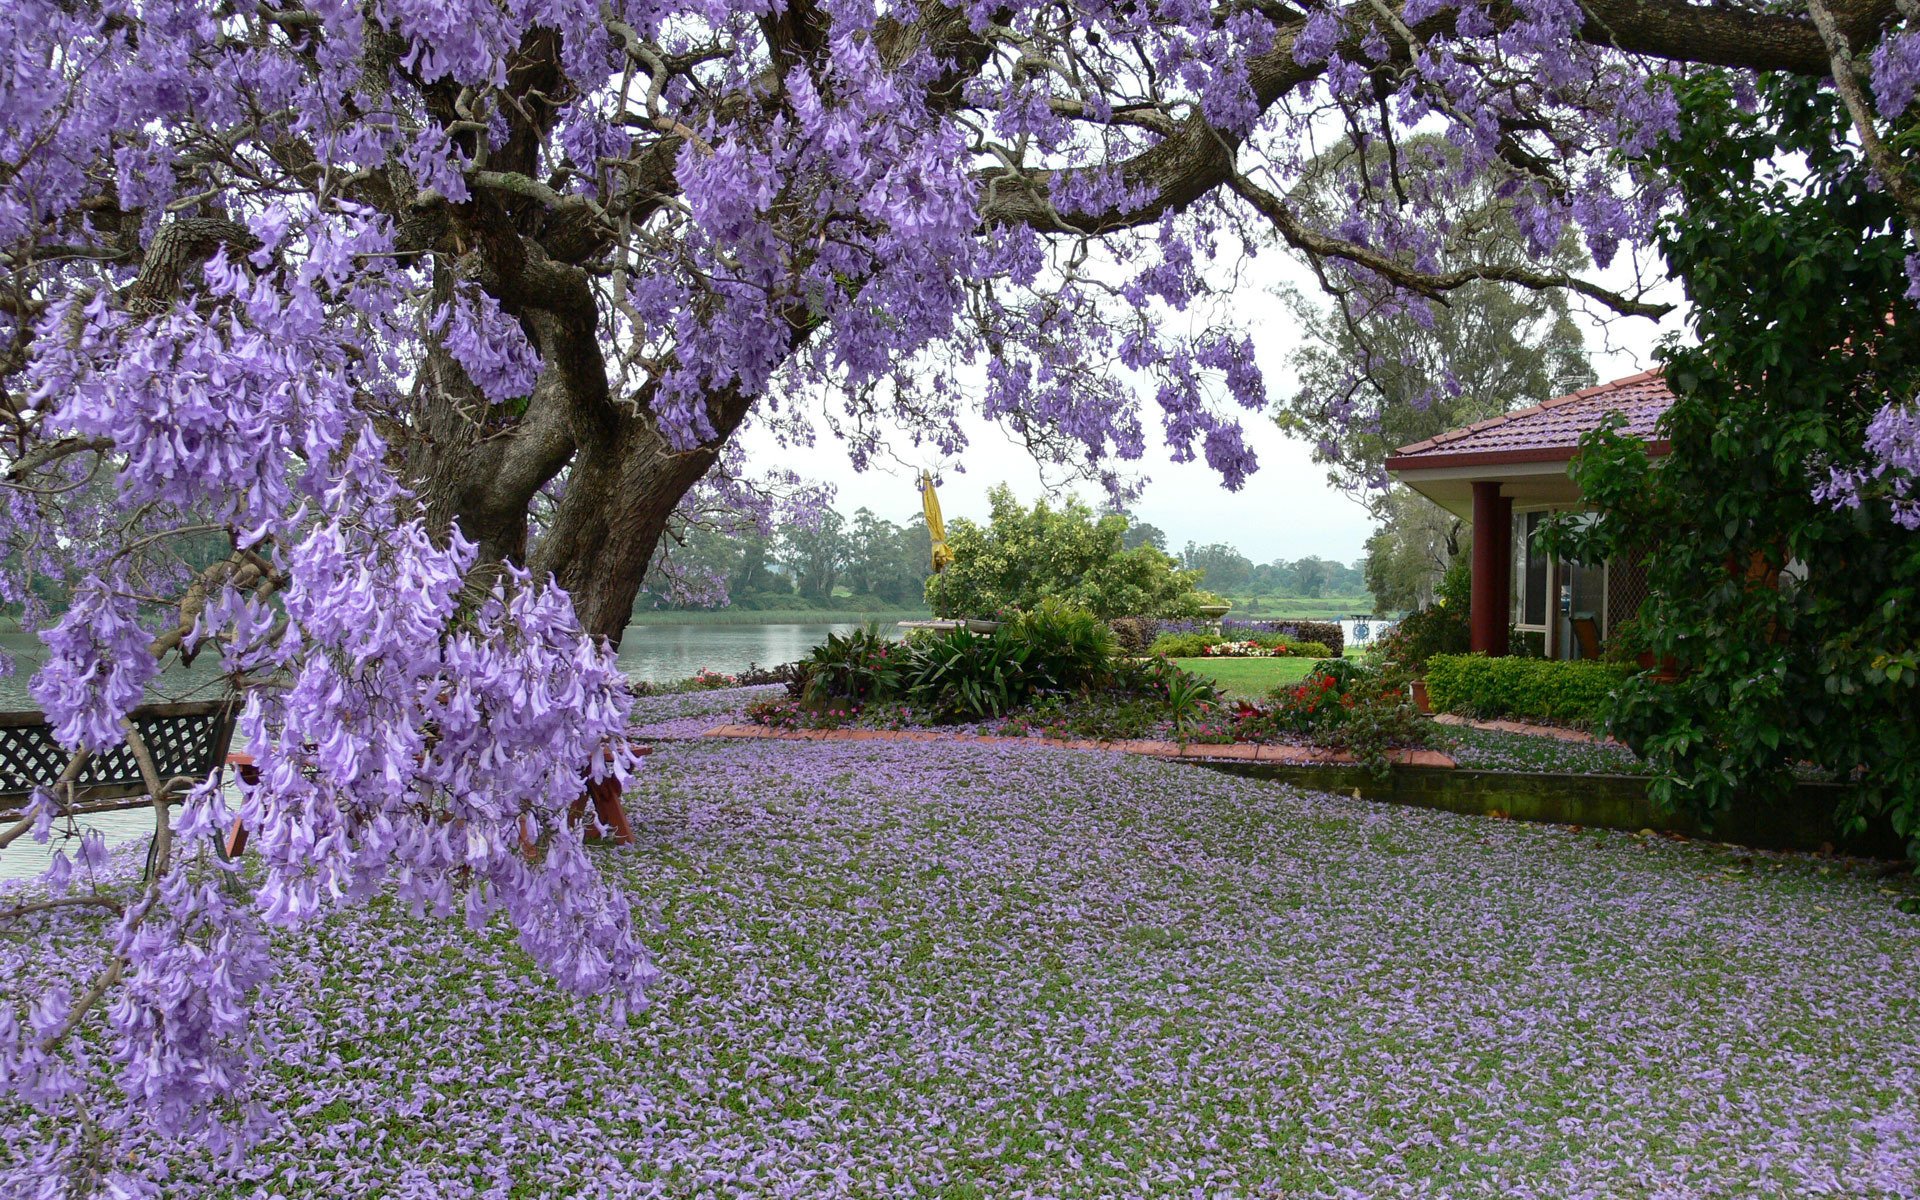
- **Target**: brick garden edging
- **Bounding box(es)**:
[698,723,1457,769]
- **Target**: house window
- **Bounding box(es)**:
[1513,510,1548,628]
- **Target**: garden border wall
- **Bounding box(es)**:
[1183,759,1905,860]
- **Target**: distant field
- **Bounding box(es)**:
[628,608,931,626]
[1223,595,1379,619]
[1171,655,1324,698]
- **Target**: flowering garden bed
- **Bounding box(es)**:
[10,739,1913,1194]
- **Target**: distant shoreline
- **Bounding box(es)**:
[626,603,1386,627]
[626,609,932,627]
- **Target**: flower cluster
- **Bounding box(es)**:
[1198,639,1292,659]
[1817,398,1920,530]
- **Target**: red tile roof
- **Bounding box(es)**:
[1384,370,1674,471]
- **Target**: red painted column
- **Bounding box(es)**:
[1470,481,1512,656]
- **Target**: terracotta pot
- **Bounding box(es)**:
[1410,679,1432,714]
[1635,651,1681,682]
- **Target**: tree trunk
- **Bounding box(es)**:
[529,418,727,648]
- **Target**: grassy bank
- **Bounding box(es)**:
[628,608,931,626]
[1222,595,1380,619]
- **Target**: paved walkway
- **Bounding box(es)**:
[698,723,1457,768]
[1430,712,1624,746]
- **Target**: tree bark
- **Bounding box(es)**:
[526,419,719,646]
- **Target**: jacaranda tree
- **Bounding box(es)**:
[2,0,1917,1192]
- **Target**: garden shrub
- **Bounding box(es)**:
[1015,600,1117,690]
[1107,617,1155,654]
[1423,654,1633,728]
[1116,617,1348,657]
[925,485,1204,619]
[1148,631,1219,657]
[1242,660,1426,776]
[796,624,904,704]
[1146,632,1334,659]
[900,625,1036,722]
[1264,619,1345,657]
[1374,558,1470,673]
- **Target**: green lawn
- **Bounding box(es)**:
[1171,655,1324,698]
[48,737,1916,1195]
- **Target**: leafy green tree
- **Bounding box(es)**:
[779,509,850,603]
[844,508,934,605]
[1180,542,1254,594]
[926,486,1203,619]
[1364,487,1467,613]
[1271,135,1592,610]
[1560,72,1920,855]
[1120,518,1168,553]
[1274,137,1596,504]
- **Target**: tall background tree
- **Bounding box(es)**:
[1273,136,1597,611]
[926,487,1203,619]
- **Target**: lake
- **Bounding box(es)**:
[0,622,874,711]
[0,616,1391,880]
[0,617,1396,709]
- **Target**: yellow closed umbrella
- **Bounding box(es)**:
[921,471,953,574]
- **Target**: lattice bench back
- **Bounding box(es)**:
[0,700,239,813]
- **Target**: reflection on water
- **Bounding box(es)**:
[613,622,866,682]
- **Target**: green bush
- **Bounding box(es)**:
[1374,558,1471,672]
[900,625,1036,722]
[1269,620,1346,657]
[1424,654,1633,728]
[1147,631,1219,657]
[1106,617,1155,654]
[1014,600,1117,691]
[1240,660,1425,777]
[925,485,1204,619]
[797,624,904,704]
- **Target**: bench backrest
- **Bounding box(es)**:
[0,700,239,810]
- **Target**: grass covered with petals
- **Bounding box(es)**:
[10,740,1917,1196]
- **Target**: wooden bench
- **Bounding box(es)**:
[2,700,639,867]
[0,700,240,873]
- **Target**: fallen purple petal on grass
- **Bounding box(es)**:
[5,739,1916,1197]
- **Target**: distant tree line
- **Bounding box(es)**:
[637,489,1366,615]
[1173,541,1366,600]
[637,508,934,611]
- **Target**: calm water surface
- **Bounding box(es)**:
[0,622,870,880]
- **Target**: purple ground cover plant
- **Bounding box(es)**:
[6,741,1916,1197]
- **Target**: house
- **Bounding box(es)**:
[1383,370,1674,660]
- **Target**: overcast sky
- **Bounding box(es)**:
[739,247,1686,566]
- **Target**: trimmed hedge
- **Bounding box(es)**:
[1424,654,1633,729]
[1267,619,1344,657]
